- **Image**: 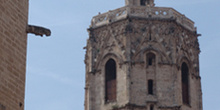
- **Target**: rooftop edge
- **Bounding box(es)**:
[90,6,196,32]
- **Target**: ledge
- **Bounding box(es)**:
[90,6,196,31]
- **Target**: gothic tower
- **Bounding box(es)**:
[84,0,202,110]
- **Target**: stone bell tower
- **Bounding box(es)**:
[84,0,203,110]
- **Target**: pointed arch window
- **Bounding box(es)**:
[147,53,156,66]
[181,62,190,105]
[105,59,117,102]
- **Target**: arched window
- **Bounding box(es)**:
[147,53,156,66]
[140,0,146,6]
[181,62,190,105]
[148,80,153,95]
[105,59,117,102]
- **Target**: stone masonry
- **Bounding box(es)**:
[0,0,28,110]
[84,0,202,110]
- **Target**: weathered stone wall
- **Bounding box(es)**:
[128,19,202,110]
[85,18,202,110]
[85,20,131,110]
[0,0,28,110]
[85,1,202,110]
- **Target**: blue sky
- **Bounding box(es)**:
[25,0,220,110]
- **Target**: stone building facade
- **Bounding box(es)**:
[0,0,29,110]
[84,0,202,110]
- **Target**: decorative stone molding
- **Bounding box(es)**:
[91,6,196,32]
[158,106,181,110]
[85,1,202,110]
[112,103,147,110]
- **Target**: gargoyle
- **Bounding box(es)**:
[26,25,51,37]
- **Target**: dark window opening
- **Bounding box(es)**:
[141,0,146,6]
[149,34,152,41]
[105,59,117,102]
[148,58,153,65]
[149,28,152,41]
[181,62,189,105]
[150,105,154,110]
[148,80,153,95]
[147,53,156,66]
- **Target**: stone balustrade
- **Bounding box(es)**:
[91,6,196,31]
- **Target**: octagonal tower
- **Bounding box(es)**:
[84,0,202,110]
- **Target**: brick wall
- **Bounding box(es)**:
[0,0,28,110]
